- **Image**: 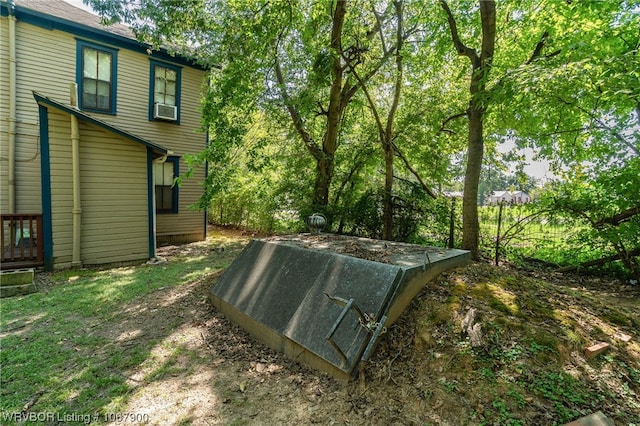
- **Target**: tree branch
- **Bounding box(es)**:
[555,247,640,273]
[332,151,372,206]
[594,205,640,228]
[370,3,387,55]
[526,31,548,64]
[488,26,560,94]
[350,66,386,143]
[339,0,392,111]
[526,30,561,64]
[439,111,468,134]
[392,143,437,199]
[340,14,416,112]
[556,96,640,156]
[385,0,404,144]
[440,0,478,62]
[274,57,321,159]
[540,126,592,137]
[341,43,399,110]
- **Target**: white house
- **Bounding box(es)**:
[486,191,531,205]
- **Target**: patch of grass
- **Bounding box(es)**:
[522,331,561,365]
[479,366,496,382]
[0,233,244,424]
[468,282,520,316]
[600,308,631,327]
[506,387,527,409]
[437,377,459,393]
[563,329,585,349]
[622,361,640,387]
[426,304,455,326]
[447,279,467,308]
[521,371,595,423]
[489,398,523,426]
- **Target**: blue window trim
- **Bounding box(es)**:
[148,60,181,125]
[38,105,54,271]
[76,39,118,115]
[156,156,180,214]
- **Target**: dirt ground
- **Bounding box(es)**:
[82,228,639,425]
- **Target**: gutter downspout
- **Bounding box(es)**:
[8,0,16,214]
[70,83,82,267]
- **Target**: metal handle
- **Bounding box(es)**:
[324,293,370,367]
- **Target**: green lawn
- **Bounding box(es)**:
[476,205,615,268]
[0,232,246,425]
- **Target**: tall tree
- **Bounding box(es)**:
[273,0,350,210]
[439,0,496,258]
[350,0,442,239]
[271,0,408,212]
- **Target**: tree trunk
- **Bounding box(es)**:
[441,0,495,259]
[312,0,347,209]
[382,144,394,240]
[462,107,484,257]
[312,154,334,208]
[381,1,405,240]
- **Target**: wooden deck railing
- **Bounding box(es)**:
[1,214,44,270]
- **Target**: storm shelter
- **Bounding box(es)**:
[209,234,470,381]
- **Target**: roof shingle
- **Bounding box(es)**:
[15,0,135,40]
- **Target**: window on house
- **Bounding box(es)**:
[154,156,179,214]
[149,61,181,123]
[77,41,117,114]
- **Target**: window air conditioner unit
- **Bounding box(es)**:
[154,103,177,121]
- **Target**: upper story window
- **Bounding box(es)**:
[149,60,181,124]
[76,40,117,114]
[154,66,177,105]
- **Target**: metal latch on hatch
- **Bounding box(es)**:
[324,293,387,369]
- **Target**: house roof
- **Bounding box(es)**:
[489,191,529,198]
[442,191,463,198]
[1,0,206,70]
[33,91,170,157]
[17,0,134,39]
